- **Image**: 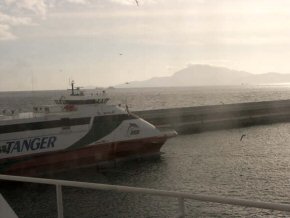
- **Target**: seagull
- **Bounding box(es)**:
[240,134,246,141]
[135,0,139,6]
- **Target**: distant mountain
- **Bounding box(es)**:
[116,65,290,88]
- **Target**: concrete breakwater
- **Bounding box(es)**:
[134,99,290,134]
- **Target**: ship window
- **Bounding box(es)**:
[45,107,49,113]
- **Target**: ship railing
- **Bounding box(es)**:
[1,174,290,218]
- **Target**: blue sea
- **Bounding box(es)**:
[2,85,290,217]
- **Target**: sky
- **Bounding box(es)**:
[1,0,290,91]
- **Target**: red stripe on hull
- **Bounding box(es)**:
[1,136,167,176]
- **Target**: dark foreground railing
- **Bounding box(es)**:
[1,174,290,218]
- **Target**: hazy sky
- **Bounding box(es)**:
[1,0,290,91]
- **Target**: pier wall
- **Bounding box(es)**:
[134,99,290,134]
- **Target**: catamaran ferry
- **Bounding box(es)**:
[0,82,176,175]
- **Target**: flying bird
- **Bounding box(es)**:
[135,0,139,6]
[240,134,246,141]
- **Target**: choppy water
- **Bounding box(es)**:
[2,85,290,217]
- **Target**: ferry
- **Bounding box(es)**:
[0,82,176,176]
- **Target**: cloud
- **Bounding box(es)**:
[0,0,44,40]
[66,0,90,4]
[0,0,91,40]
[3,0,90,18]
[0,11,33,40]
[110,0,136,6]
[220,36,290,46]
[4,0,47,17]
[0,12,32,26]
[110,0,157,6]
[0,24,16,40]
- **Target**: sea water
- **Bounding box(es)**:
[1,85,290,217]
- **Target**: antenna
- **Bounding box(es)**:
[71,80,75,96]
[31,70,34,92]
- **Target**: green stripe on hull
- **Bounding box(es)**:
[68,114,135,149]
